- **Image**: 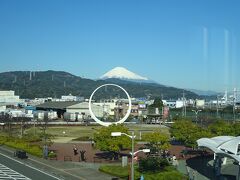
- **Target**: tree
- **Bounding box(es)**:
[232,122,240,136]
[170,119,212,147]
[208,120,233,136]
[147,97,164,115]
[19,116,31,138]
[149,97,163,109]
[0,113,13,136]
[143,131,170,154]
[38,115,53,146]
[94,124,131,159]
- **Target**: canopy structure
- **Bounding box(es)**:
[197,136,240,163]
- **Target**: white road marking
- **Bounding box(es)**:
[0,163,31,180]
[0,152,60,180]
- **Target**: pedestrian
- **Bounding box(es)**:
[43,144,48,159]
[172,154,179,168]
[73,144,78,155]
[192,170,196,180]
[80,150,86,161]
[172,154,176,160]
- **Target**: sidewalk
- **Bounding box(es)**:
[0,145,116,180]
[177,158,238,180]
[177,160,209,180]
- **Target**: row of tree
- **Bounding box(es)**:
[93,117,239,158]
[93,124,170,159]
[170,118,240,147]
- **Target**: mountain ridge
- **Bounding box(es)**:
[0,70,199,99]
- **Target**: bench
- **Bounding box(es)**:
[93,157,102,163]
[64,156,72,161]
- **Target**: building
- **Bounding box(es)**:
[0,90,22,111]
[138,101,147,117]
[114,99,140,118]
[196,99,205,108]
[0,90,21,106]
[66,102,103,119]
[0,105,6,112]
[162,100,176,108]
[36,101,79,118]
[61,94,84,102]
[94,99,118,116]
[176,100,184,108]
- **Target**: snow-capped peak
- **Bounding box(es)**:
[100,67,148,80]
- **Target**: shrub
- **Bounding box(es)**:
[138,157,169,172]
[2,136,42,157]
[22,135,42,143]
[48,151,57,158]
[72,136,92,141]
[99,165,187,180]
[99,165,129,178]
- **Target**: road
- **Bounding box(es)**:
[0,152,60,180]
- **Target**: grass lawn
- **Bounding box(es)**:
[99,164,186,180]
[25,124,169,142]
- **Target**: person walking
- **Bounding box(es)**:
[172,154,179,169]
[43,144,48,159]
[73,144,78,155]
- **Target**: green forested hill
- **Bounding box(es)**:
[0,70,198,99]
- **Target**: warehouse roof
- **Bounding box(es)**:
[67,102,101,109]
[36,101,79,110]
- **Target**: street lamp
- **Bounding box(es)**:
[111,131,135,180]
[130,149,150,156]
[192,109,202,125]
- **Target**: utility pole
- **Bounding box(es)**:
[217,95,219,118]
[29,71,32,81]
[14,75,17,83]
[182,90,186,117]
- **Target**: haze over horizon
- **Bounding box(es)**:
[0,0,239,92]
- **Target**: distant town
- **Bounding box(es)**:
[0,86,239,124]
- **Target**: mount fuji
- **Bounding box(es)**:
[100,67,152,83]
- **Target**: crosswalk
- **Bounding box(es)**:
[0,163,31,180]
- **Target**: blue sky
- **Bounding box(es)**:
[0,0,239,92]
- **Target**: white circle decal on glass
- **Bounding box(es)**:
[89,84,132,126]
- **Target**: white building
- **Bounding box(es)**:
[7,109,25,118]
[61,94,84,102]
[176,100,184,108]
[66,102,103,119]
[94,99,118,116]
[0,105,6,112]
[0,91,21,109]
[0,91,21,104]
[162,100,176,108]
[196,99,205,108]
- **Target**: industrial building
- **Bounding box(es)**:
[0,90,22,111]
[36,101,79,118]
[66,102,104,119]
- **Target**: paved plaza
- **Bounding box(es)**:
[1,142,240,180]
